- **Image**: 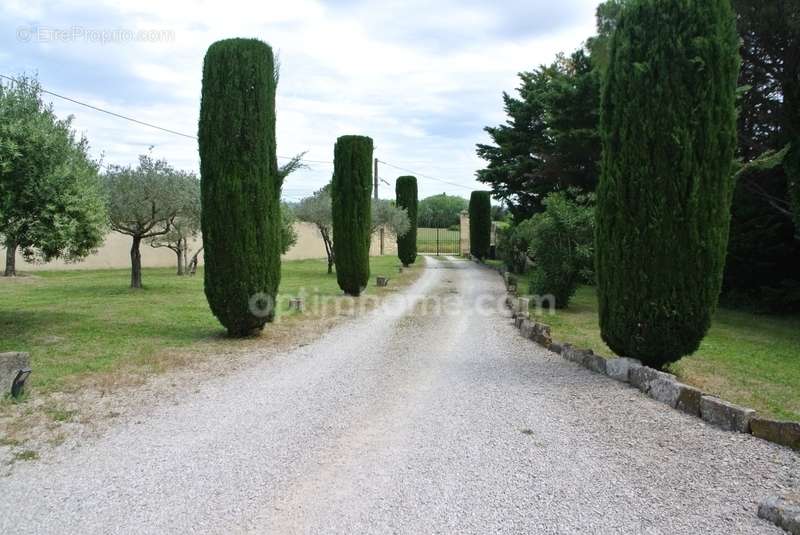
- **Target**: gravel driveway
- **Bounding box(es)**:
[2,256,798,534]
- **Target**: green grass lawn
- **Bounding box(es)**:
[0,256,416,393]
[531,286,800,422]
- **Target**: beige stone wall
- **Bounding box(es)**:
[460,210,470,255]
[1,223,398,272]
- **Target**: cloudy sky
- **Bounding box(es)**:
[1,0,599,201]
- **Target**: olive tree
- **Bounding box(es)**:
[104,154,190,288]
[0,74,106,276]
[296,185,409,275]
[295,185,335,273]
[371,199,410,241]
[150,175,201,275]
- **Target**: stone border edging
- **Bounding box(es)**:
[759,494,800,534]
[493,271,800,453]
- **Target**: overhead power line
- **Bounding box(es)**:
[377,159,475,191]
[0,73,334,163]
[0,74,478,191]
[0,73,197,140]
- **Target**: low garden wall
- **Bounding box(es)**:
[0,223,396,272]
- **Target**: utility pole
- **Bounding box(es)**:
[373,158,379,201]
[374,157,385,255]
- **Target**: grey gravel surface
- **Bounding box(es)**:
[1,256,798,534]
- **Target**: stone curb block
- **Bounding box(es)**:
[629,366,674,395]
[584,353,607,375]
[675,384,703,417]
[758,494,800,535]
[520,319,535,339]
[629,366,701,412]
[549,343,563,354]
[750,418,800,451]
[513,297,530,319]
[700,396,756,433]
[517,319,554,348]
[561,345,583,364]
[1,351,30,396]
[604,357,642,383]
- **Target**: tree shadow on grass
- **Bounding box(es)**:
[0,309,77,345]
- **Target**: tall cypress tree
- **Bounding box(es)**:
[332,135,373,296]
[469,191,491,260]
[395,176,418,266]
[199,38,282,336]
[596,0,740,368]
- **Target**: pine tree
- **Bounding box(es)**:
[469,191,491,260]
[596,0,740,368]
[395,176,418,266]
[331,135,373,296]
[199,38,282,336]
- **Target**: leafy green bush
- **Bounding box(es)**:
[331,135,373,296]
[199,38,281,336]
[496,219,536,274]
[596,0,739,368]
[469,191,491,259]
[527,192,594,308]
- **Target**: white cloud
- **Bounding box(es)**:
[1,0,599,200]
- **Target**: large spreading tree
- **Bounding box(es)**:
[417,193,467,228]
[331,135,373,296]
[476,50,601,222]
[721,0,800,310]
[0,74,106,276]
[199,38,282,336]
[595,0,740,368]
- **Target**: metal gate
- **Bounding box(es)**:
[417,227,461,255]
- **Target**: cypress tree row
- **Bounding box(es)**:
[395,175,418,267]
[469,191,491,260]
[595,0,739,368]
[331,135,373,296]
[199,38,282,336]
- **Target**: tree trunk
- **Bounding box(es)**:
[130,236,143,289]
[188,246,203,275]
[322,233,334,274]
[175,238,185,275]
[4,242,16,277]
[182,241,190,276]
[175,248,185,276]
